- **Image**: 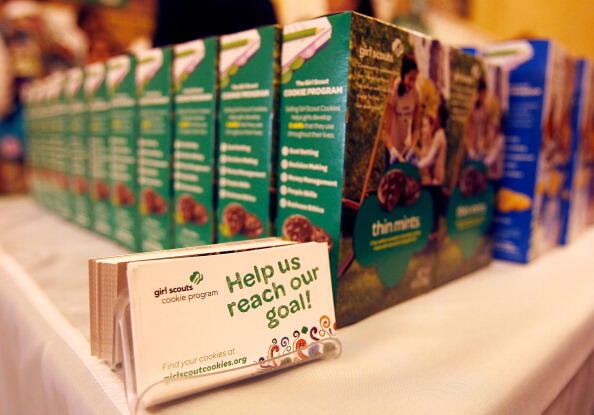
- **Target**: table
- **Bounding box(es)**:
[1,196,593,415]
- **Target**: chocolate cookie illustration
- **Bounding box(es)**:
[152,194,167,214]
[178,194,194,222]
[94,180,110,201]
[75,177,88,194]
[474,170,488,195]
[143,188,167,214]
[192,202,208,225]
[378,169,406,211]
[242,212,263,237]
[115,183,135,206]
[460,166,487,198]
[460,166,478,198]
[142,188,156,211]
[402,176,421,206]
[223,203,247,236]
[282,214,313,243]
[312,225,333,251]
[58,173,69,190]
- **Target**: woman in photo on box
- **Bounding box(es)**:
[384,54,420,165]
[466,77,489,162]
[415,39,447,186]
[417,97,447,186]
[414,40,448,242]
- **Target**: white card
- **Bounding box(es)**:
[126,242,336,405]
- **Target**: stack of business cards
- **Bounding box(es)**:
[89,238,337,407]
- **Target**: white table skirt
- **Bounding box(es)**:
[1,196,593,415]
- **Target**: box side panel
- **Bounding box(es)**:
[69,69,94,229]
[109,56,140,251]
[87,64,113,238]
[216,26,280,244]
[137,47,174,251]
[172,38,218,248]
[275,13,351,295]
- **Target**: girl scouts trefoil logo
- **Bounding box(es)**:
[190,271,205,285]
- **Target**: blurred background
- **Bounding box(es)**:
[0,0,592,194]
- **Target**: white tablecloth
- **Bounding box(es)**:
[1,196,593,415]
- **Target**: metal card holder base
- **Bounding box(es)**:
[113,290,342,414]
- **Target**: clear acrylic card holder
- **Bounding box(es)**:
[113,289,342,414]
